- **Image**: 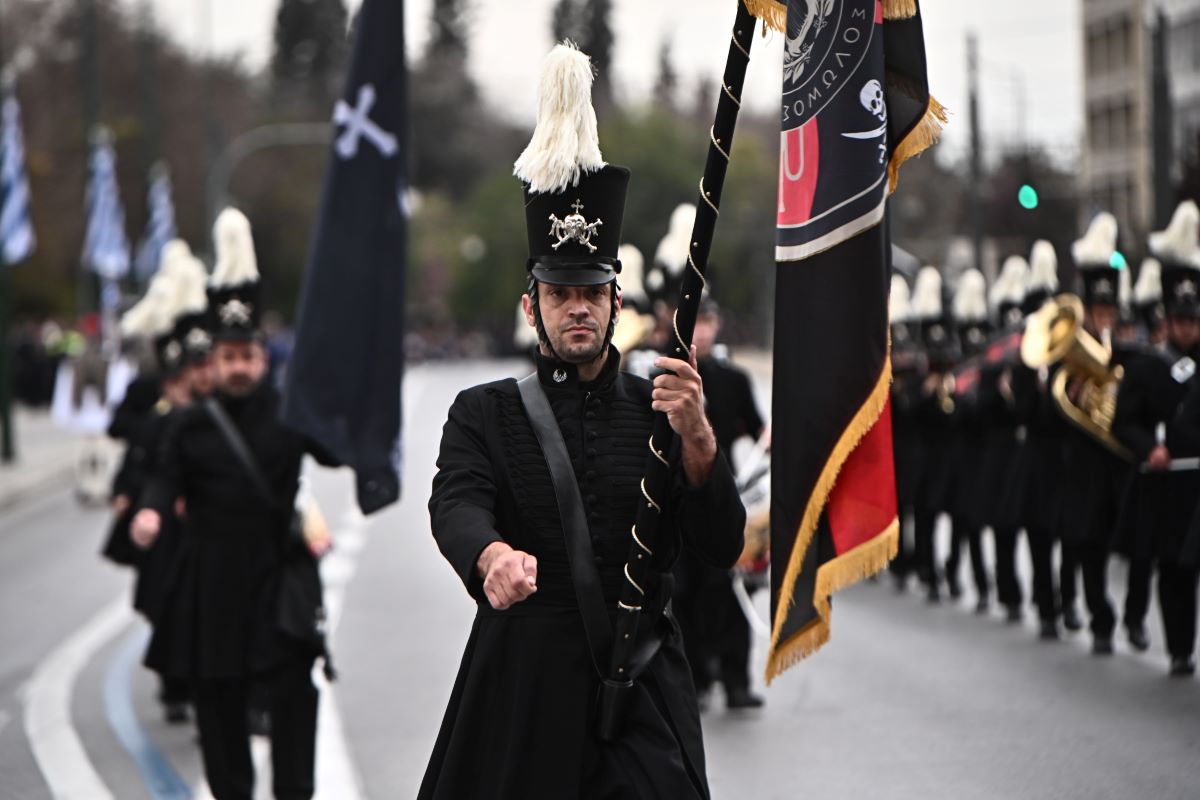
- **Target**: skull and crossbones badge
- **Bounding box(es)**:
[548,200,603,253]
[842,79,889,164]
[219,298,254,327]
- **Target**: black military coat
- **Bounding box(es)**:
[102,377,166,567]
[696,356,765,462]
[1007,364,1067,533]
[1173,380,1200,567]
[971,363,1023,530]
[1112,344,1200,563]
[912,376,958,513]
[422,348,745,800]
[141,382,332,680]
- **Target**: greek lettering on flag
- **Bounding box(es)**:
[82,128,131,280]
[0,92,35,266]
[134,162,176,279]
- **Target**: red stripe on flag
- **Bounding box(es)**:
[777,118,820,226]
[826,396,896,556]
[874,0,884,24]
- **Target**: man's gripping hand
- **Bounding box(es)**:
[476,541,538,610]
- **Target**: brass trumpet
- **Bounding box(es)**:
[1020,294,1132,460]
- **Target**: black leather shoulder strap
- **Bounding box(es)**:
[516,374,613,676]
[203,397,278,511]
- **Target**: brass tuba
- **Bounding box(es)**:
[1020,294,1132,460]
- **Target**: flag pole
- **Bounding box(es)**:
[606,0,758,693]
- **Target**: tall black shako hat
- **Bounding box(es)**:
[208,208,263,341]
[912,266,956,367]
[1149,200,1200,320]
[1071,212,1121,309]
[516,42,628,287]
[1023,240,1059,315]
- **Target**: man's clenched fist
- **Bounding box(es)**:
[476,541,537,611]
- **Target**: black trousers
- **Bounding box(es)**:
[993,527,1023,610]
[889,508,915,580]
[914,508,942,595]
[677,576,751,693]
[1060,546,1079,613]
[945,517,989,600]
[1062,542,1115,639]
[193,658,318,800]
[1157,563,1199,660]
[1123,558,1153,630]
[1026,525,1057,623]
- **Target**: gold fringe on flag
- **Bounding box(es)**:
[882,0,918,20]
[741,0,786,33]
[888,95,948,193]
[764,356,897,685]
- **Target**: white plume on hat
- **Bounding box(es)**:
[513,42,605,195]
[119,271,176,338]
[172,245,209,316]
[1028,240,1059,292]
[1118,263,1132,311]
[889,275,911,323]
[990,256,1029,311]
[911,266,943,319]
[1147,200,1200,268]
[617,244,647,304]
[952,269,988,323]
[1133,258,1163,304]
[655,204,696,277]
[1071,212,1118,267]
[210,208,259,288]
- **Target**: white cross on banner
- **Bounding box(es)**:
[333,84,398,160]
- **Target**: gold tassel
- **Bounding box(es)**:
[764,356,896,684]
[765,520,900,682]
[741,0,787,33]
[882,0,918,20]
[888,95,948,193]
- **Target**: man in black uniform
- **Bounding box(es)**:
[1054,214,1124,654]
[421,43,745,799]
[672,298,766,710]
[131,209,335,800]
[888,274,921,593]
[1113,201,1200,675]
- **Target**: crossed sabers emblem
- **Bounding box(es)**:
[334,84,398,160]
[219,299,254,327]
[548,200,603,253]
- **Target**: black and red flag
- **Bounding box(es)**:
[744,0,946,681]
[282,0,408,515]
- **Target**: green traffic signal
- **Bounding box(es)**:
[1110,251,1127,270]
[1018,184,1039,210]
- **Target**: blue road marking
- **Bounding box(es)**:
[103,623,191,799]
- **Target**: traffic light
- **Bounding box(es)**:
[1017,184,1039,210]
[1110,251,1127,270]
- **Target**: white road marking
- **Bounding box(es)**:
[24,597,132,800]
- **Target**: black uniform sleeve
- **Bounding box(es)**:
[1113,359,1160,462]
[139,411,184,517]
[672,450,746,569]
[737,370,766,442]
[429,389,504,601]
[1169,379,1200,457]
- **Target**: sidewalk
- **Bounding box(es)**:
[0,406,83,511]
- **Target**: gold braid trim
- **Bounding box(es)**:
[882,0,918,20]
[764,354,895,684]
[888,95,948,193]
[765,519,899,682]
[742,0,786,33]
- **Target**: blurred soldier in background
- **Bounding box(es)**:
[1113,201,1200,676]
[131,209,336,800]
[889,274,921,592]
[673,297,766,711]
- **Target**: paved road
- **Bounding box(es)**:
[1,359,1197,799]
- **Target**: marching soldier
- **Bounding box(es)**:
[1011,241,1067,638]
[131,209,336,799]
[1112,201,1200,675]
[421,44,745,798]
[976,256,1031,621]
[1054,214,1124,654]
[889,274,921,591]
[945,270,992,611]
[910,266,956,603]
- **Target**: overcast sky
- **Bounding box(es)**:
[137,0,1083,164]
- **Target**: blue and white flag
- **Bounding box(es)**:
[82,129,131,280]
[134,163,176,280]
[0,92,35,266]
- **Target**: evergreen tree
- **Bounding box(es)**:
[551,0,614,114]
[271,0,349,100]
[651,39,676,111]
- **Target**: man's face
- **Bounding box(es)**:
[1167,316,1200,352]
[1087,305,1118,337]
[213,340,267,396]
[693,312,720,359]
[186,358,215,397]
[523,282,619,364]
[162,373,191,407]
